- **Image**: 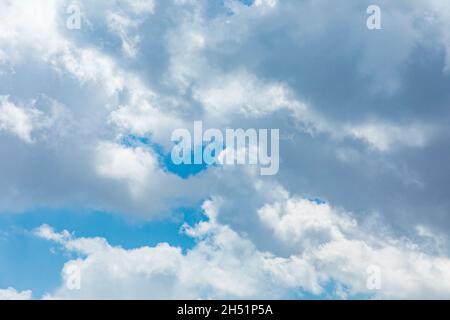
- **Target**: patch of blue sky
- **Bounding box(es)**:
[0,227,65,298]
[309,198,326,205]
[238,0,255,6]
[0,204,207,298]
[121,134,216,179]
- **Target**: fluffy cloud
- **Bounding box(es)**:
[0,0,62,61]
[0,96,42,143]
[0,96,65,143]
[36,200,298,299]
[258,198,357,250]
[259,196,450,299]
[1,0,448,222]
[193,70,308,119]
[95,142,157,196]
[106,0,155,57]
[1,0,450,299]
[34,196,450,299]
[0,288,32,300]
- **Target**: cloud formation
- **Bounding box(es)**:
[0,288,32,300]
[33,196,450,299]
[1,0,450,299]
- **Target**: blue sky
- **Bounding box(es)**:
[0,208,199,297]
[1,0,450,300]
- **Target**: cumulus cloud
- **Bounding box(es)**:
[0,95,65,143]
[36,199,297,299]
[2,0,450,299]
[0,0,448,221]
[95,142,157,196]
[34,196,450,299]
[193,70,308,119]
[0,96,42,143]
[105,0,155,58]
[0,0,62,61]
[0,287,32,300]
[259,196,450,299]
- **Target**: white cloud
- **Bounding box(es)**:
[253,0,278,9]
[121,0,155,15]
[37,199,303,299]
[346,121,430,152]
[194,71,307,118]
[0,287,32,300]
[106,0,155,58]
[0,95,71,145]
[108,83,185,148]
[54,46,127,96]
[259,196,450,299]
[0,0,446,235]
[0,0,63,62]
[107,12,141,57]
[0,96,45,143]
[34,224,72,243]
[2,0,450,299]
[35,195,450,299]
[258,198,357,250]
[95,142,157,196]
[429,0,450,73]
